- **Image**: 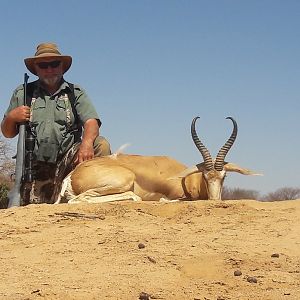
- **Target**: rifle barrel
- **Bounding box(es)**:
[7,73,29,208]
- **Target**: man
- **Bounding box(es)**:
[1,42,111,204]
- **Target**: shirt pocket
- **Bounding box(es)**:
[31,99,46,123]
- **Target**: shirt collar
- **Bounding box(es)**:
[36,78,70,96]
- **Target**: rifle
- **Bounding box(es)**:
[8,73,35,207]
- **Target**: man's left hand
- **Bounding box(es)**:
[76,141,94,164]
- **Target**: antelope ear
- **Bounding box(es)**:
[196,162,207,172]
[168,164,201,180]
[224,162,263,176]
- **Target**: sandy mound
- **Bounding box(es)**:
[1,199,299,299]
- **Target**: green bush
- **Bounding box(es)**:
[0,183,9,209]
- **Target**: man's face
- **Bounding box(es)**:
[34,57,63,87]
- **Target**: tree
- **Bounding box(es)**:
[0,135,15,208]
[222,186,260,200]
[263,187,300,201]
[0,135,15,177]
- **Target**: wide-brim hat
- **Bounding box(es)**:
[24,43,72,76]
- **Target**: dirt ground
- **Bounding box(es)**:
[0,199,299,300]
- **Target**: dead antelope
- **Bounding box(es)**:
[58,117,261,203]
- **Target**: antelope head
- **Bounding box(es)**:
[180,117,261,200]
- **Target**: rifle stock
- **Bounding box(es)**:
[7,124,25,207]
[7,73,29,208]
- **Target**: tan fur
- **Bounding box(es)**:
[59,153,260,203]
[60,154,207,203]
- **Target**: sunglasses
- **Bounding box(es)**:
[36,60,61,69]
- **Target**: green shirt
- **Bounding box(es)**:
[5,79,101,163]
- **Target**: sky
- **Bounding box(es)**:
[0,0,299,196]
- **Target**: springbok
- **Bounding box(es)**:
[57,117,261,203]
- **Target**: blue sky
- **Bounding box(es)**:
[0,0,299,195]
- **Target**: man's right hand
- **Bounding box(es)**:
[1,106,31,138]
[8,106,31,123]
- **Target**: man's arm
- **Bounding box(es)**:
[1,106,31,138]
[76,118,99,164]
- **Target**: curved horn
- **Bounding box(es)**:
[191,117,213,171]
[214,117,238,171]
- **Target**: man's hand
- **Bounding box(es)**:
[76,141,94,164]
[8,106,31,123]
[1,106,31,138]
[74,118,99,164]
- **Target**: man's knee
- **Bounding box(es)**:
[93,136,111,156]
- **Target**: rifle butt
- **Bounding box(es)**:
[7,124,25,208]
